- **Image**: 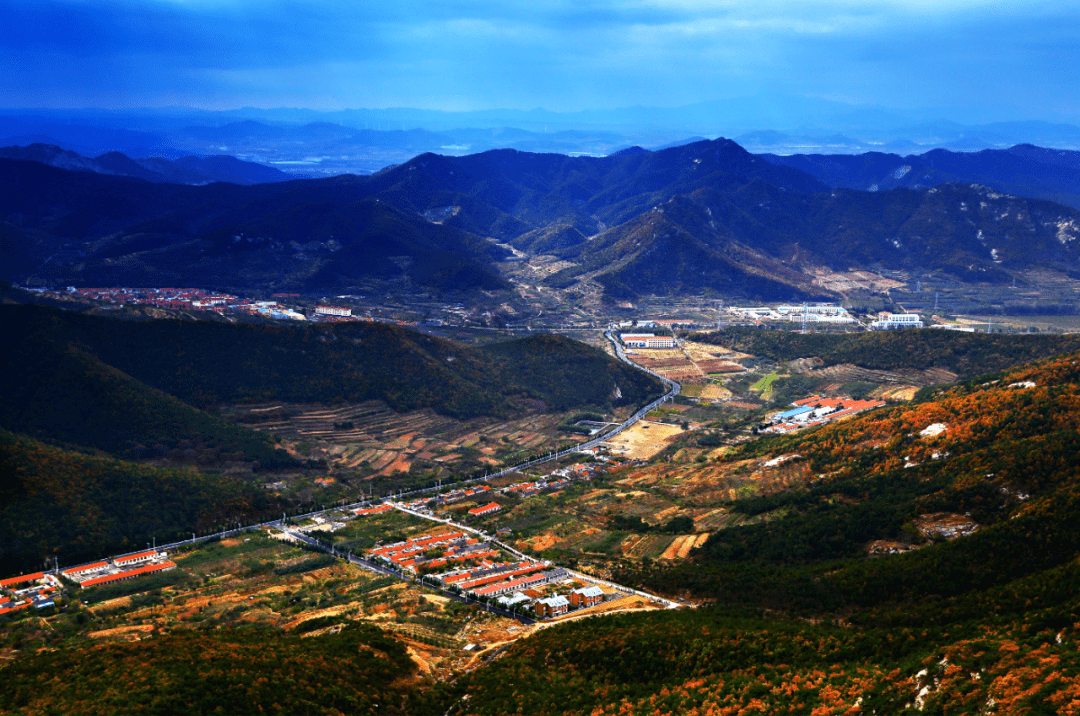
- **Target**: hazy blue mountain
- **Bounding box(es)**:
[0,143,292,186]
[761,144,1080,210]
[0,157,508,292]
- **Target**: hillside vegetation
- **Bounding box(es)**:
[619,349,1080,614]
[3,341,1080,714]
[448,350,1080,715]
[0,326,295,468]
[2,304,662,421]
[0,624,416,715]
[694,327,1080,378]
[0,429,281,575]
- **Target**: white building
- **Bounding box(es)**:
[621,333,676,349]
[315,306,352,317]
[870,312,923,330]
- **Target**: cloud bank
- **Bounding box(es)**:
[3,0,1079,121]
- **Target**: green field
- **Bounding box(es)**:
[749,373,780,400]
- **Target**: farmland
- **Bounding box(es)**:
[0,523,507,678]
[228,400,633,501]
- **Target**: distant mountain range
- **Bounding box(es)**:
[8,103,1080,177]
[0,143,291,186]
[5,138,1080,298]
[761,143,1080,211]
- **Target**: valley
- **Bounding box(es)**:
[6,135,1080,715]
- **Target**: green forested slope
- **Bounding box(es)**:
[0,429,281,575]
[0,624,415,716]
[0,332,295,467]
[2,305,661,421]
[695,326,1080,377]
[446,351,1080,716]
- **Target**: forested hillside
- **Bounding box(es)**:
[0,327,295,467]
[2,305,662,422]
[695,327,1080,378]
[620,350,1080,609]
[4,328,1080,714]
[0,624,416,715]
[0,429,281,575]
[448,350,1080,715]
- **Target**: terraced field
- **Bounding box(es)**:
[227,401,598,480]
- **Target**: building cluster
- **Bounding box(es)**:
[395,484,495,515]
[353,503,395,517]
[23,286,413,325]
[507,584,606,617]
[0,550,178,614]
[364,528,612,619]
[730,304,857,325]
[60,550,177,589]
[368,531,497,572]
[467,502,502,517]
[764,394,887,434]
[0,572,60,615]
[32,287,312,320]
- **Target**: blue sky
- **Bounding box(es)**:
[3,0,1080,121]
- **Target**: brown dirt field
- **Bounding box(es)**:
[407,646,435,674]
[604,421,684,459]
[659,536,685,560]
[619,534,642,555]
[285,602,363,629]
[379,454,412,476]
[652,506,680,520]
[727,401,763,409]
[87,624,154,641]
[369,451,398,471]
[623,534,663,558]
[677,534,704,558]
[880,386,920,401]
[698,383,733,401]
[383,432,418,450]
[88,596,132,613]
[526,533,561,551]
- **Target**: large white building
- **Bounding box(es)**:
[315,305,352,317]
[620,333,676,349]
[870,312,923,330]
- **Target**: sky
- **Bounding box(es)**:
[4,0,1080,122]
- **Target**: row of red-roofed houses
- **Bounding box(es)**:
[433,485,492,506]
[470,567,575,600]
[467,502,501,517]
[368,531,509,572]
[56,550,176,589]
